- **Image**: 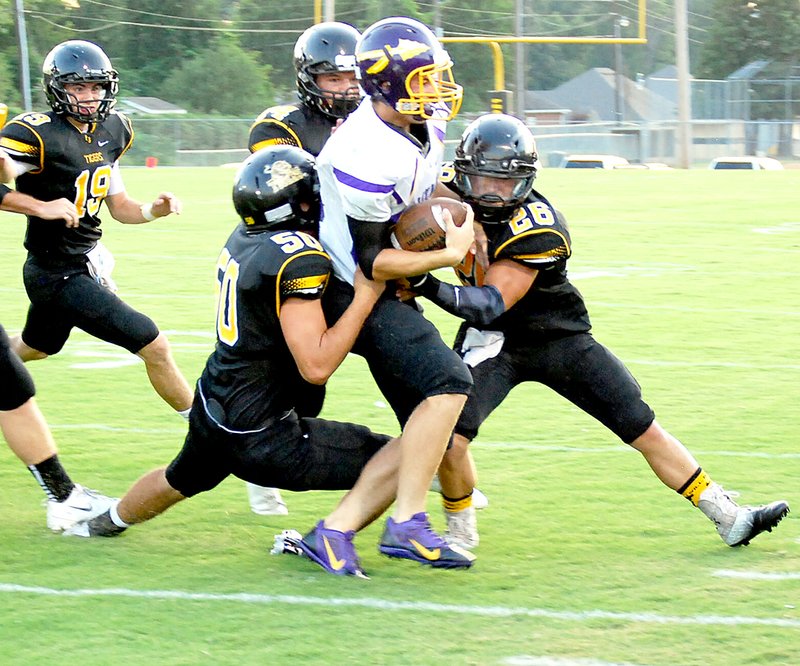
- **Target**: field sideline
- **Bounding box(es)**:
[0,167,798,665]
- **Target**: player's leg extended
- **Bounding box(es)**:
[544,333,790,547]
[324,436,401,531]
[51,271,193,413]
[361,301,474,568]
[136,333,193,412]
[117,467,186,524]
[395,392,467,520]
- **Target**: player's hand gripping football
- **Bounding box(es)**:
[443,202,474,266]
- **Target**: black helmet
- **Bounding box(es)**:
[233,146,320,234]
[454,114,538,223]
[42,40,119,122]
[294,22,361,119]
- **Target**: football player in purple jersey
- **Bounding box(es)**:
[316,17,476,569]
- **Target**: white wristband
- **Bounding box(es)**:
[140,203,156,221]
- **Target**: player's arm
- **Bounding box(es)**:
[101,162,181,223]
[0,148,16,183]
[0,188,80,227]
[106,190,182,224]
[352,206,475,280]
[412,259,537,326]
[280,268,385,385]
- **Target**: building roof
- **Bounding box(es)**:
[117,97,187,115]
[531,67,676,122]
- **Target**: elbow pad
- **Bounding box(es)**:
[348,216,392,280]
[417,275,505,326]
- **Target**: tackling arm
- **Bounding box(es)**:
[414,259,537,326]
[280,269,385,385]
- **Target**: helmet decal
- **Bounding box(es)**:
[360,40,432,75]
[356,17,463,121]
[264,160,306,193]
[233,146,320,233]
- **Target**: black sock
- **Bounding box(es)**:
[27,455,75,502]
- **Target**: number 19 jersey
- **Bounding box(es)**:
[0,110,133,259]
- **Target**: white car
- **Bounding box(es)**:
[709,156,784,170]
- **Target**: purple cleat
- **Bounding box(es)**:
[379,512,476,569]
[297,521,368,578]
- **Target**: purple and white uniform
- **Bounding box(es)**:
[317,97,447,284]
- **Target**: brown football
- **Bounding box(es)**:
[390,197,469,252]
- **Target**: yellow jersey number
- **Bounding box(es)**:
[215,248,240,347]
[74,166,111,218]
[270,230,323,254]
[509,202,555,236]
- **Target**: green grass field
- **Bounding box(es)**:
[1,167,798,665]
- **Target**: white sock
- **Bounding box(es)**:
[177,407,191,421]
[109,501,131,528]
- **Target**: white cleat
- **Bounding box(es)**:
[46,484,116,532]
[698,483,790,547]
[444,505,479,550]
[246,483,288,516]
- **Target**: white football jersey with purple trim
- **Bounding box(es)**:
[317,97,448,284]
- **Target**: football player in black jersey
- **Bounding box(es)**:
[1,186,114,531]
[0,40,193,420]
[409,114,789,550]
[248,22,361,157]
[64,147,410,578]
[245,22,361,516]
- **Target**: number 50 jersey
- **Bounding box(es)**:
[0,110,133,259]
[204,225,331,431]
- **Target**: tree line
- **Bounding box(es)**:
[1,0,797,117]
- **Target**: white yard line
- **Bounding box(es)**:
[0,583,798,628]
[714,570,800,581]
[502,658,644,666]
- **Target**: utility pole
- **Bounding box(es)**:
[613,15,629,125]
[433,0,442,38]
[675,0,692,168]
[515,0,525,119]
[14,0,32,111]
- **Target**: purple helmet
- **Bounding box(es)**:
[356,17,462,121]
